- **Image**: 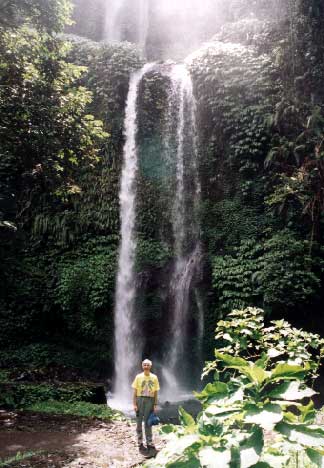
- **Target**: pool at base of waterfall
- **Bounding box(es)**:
[107,391,202,424]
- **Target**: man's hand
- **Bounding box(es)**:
[153,404,157,413]
[134,404,138,412]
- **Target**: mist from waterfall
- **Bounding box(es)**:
[104,0,124,42]
[137,0,149,56]
[112,64,153,405]
[104,0,149,56]
[101,0,286,61]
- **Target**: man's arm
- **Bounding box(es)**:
[153,390,158,413]
[133,388,138,411]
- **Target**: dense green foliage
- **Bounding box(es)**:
[188,2,324,347]
[146,308,324,468]
[0,0,73,31]
[0,382,95,408]
[212,231,322,313]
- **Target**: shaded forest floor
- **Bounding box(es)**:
[0,410,164,467]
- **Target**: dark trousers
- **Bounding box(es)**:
[136,396,154,444]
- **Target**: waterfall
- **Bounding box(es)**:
[104,0,149,56]
[162,64,202,396]
[113,64,153,404]
[104,0,125,42]
[111,62,202,406]
[137,0,149,57]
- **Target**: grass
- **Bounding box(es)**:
[24,399,124,421]
[0,451,41,467]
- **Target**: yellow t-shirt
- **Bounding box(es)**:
[132,372,160,397]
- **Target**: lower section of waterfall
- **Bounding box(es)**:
[160,246,203,402]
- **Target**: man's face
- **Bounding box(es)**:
[142,362,152,373]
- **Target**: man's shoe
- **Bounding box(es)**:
[147,444,156,450]
[138,443,146,452]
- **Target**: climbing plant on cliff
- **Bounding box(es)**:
[212,231,322,314]
[266,106,324,246]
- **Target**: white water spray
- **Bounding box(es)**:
[104,0,125,42]
[112,64,154,405]
[104,0,149,56]
[137,0,149,57]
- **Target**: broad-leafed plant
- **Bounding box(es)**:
[204,307,324,381]
[146,308,324,468]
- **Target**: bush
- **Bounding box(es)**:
[24,400,122,420]
[146,307,324,468]
[0,382,97,408]
[0,343,110,374]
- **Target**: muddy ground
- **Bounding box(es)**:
[0,410,165,468]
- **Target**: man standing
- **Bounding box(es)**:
[132,359,160,451]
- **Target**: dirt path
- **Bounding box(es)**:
[0,410,164,467]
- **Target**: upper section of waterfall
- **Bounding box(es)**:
[68,0,289,61]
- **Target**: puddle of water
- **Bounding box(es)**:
[106,393,201,423]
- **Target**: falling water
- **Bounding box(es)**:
[137,0,149,57]
[113,64,153,404]
[162,64,202,396]
[104,0,149,56]
[104,0,124,42]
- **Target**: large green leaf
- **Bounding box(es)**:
[179,407,195,427]
[299,400,317,424]
[215,352,249,367]
[195,382,228,404]
[267,348,283,358]
[199,447,231,468]
[240,427,264,468]
[260,452,290,468]
[205,405,241,416]
[198,412,224,436]
[161,424,178,434]
[268,381,317,401]
[306,448,324,467]
[204,388,244,417]
[270,364,308,381]
[255,353,268,369]
[244,404,283,430]
[240,365,270,384]
[250,463,271,468]
[147,435,200,467]
[167,457,200,468]
[204,409,241,424]
[276,422,324,448]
